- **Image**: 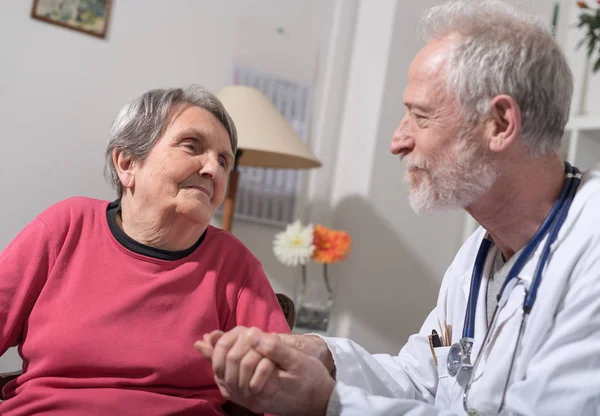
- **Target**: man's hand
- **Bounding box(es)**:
[196,326,335,374]
[197,329,336,416]
[277,333,336,375]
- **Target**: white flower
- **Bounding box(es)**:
[273,220,315,266]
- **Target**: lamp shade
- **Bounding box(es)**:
[217,85,321,169]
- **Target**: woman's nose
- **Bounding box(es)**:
[199,156,220,179]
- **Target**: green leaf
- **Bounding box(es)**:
[581,14,596,25]
[593,57,600,72]
[588,36,597,56]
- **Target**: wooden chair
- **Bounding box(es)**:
[276,292,296,330]
[0,293,295,415]
[0,370,20,400]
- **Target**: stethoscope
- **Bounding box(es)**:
[445,161,582,414]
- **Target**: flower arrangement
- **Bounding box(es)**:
[273,221,352,322]
[576,1,600,72]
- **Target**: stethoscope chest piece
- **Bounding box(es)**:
[447,337,474,377]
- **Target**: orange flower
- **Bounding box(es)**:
[311,225,352,264]
[577,1,589,8]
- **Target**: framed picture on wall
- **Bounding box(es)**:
[31,0,112,39]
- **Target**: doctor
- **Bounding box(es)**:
[195,0,600,414]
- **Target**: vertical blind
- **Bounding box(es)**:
[217,64,312,226]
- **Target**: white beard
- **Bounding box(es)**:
[403,130,498,215]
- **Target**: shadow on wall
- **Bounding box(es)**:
[328,195,440,354]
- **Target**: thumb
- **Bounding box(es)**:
[193,340,214,360]
[253,333,303,371]
[204,330,224,347]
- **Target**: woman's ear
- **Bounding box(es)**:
[486,94,521,153]
[112,149,135,190]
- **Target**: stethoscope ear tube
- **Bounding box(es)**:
[524,163,581,312]
[463,238,493,339]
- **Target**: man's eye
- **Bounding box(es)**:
[219,158,227,169]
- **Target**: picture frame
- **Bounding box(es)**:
[31,0,112,39]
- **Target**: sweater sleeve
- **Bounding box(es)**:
[226,267,291,335]
[0,218,55,355]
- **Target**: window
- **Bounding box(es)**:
[217,64,312,226]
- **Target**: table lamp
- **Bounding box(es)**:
[217,85,322,231]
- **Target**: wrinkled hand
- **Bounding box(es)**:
[196,327,276,397]
[194,327,336,416]
[277,333,335,374]
[196,326,335,376]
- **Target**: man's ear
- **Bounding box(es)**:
[112,149,135,190]
[485,94,521,153]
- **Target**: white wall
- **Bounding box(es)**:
[557,1,600,172]
[0,0,334,372]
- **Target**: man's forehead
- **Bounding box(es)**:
[404,36,458,104]
[409,37,455,81]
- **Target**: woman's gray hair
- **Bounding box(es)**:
[104,85,237,196]
[419,0,573,156]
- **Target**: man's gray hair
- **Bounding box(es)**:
[419,0,573,156]
[104,85,237,196]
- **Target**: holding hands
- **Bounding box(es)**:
[194,327,336,416]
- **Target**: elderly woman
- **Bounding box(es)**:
[0,85,290,415]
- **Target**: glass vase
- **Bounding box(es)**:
[293,264,335,334]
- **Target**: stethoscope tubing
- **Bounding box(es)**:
[461,162,580,340]
[459,162,582,413]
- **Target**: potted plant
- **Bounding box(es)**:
[575,1,600,72]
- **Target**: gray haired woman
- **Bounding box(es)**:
[0,85,290,415]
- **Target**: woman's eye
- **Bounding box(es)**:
[219,158,227,169]
[182,142,196,151]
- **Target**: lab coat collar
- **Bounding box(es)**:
[459,162,600,300]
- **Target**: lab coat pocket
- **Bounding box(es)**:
[434,346,455,409]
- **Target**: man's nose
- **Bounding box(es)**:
[390,118,415,156]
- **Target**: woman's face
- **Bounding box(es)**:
[126,104,234,227]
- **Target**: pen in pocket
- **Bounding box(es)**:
[428,334,438,366]
[431,330,442,348]
[436,318,453,346]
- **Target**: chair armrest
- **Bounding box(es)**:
[0,370,22,400]
[276,293,296,330]
[221,400,261,416]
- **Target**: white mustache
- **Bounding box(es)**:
[402,155,430,170]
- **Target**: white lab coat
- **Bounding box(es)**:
[324,163,600,415]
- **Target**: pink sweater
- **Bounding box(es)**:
[0,197,290,415]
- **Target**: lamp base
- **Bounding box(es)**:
[222,169,239,232]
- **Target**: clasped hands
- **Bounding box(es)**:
[194,326,336,416]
